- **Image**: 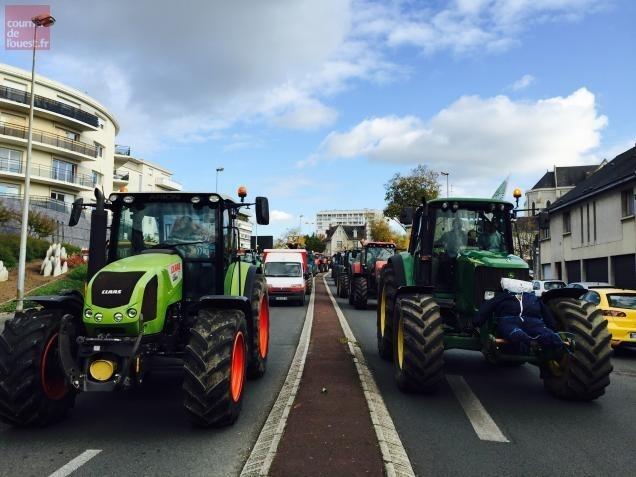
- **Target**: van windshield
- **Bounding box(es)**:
[265,262,302,277]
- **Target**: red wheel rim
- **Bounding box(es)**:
[259,296,270,359]
[40,333,68,400]
[230,331,246,403]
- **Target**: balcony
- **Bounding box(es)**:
[0,192,76,213]
[0,85,99,130]
[0,121,98,160]
[155,176,182,191]
[113,170,130,188]
[115,145,131,156]
[0,157,95,190]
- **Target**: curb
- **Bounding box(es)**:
[240,278,316,477]
[323,276,415,477]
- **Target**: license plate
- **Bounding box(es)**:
[629,332,636,340]
[275,297,288,301]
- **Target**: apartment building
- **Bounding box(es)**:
[113,145,182,193]
[539,146,636,288]
[0,63,118,212]
[316,209,383,239]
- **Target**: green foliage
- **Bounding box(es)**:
[0,243,17,268]
[26,210,57,238]
[303,234,326,253]
[62,242,81,256]
[66,264,87,281]
[0,234,50,264]
[0,201,16,225]
[384,165,440,220]
[369,219,409,249]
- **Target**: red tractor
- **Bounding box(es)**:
[349,241,396,309]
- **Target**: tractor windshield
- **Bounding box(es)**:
[115,201,218,260]
[365,246,395,268]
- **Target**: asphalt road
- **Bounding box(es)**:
[327,279,636,477]
[0,302,308,477]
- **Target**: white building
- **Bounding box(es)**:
[316,208,383,239]
[237,214,252,250]
[113,146,182,193]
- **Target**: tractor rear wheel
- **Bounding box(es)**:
[377,267,395,360]
[392,295,444,392]
[0,309,77,427]
[247,276,269,379]
[338,273,350,299]
[305,277,313,296]
[351,276,368,310]
[183,308,248,427]
[541,298,612,401]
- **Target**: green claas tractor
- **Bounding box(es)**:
[0,188,272,427]
[377,197,612,400]
[336,249,360,299]
[349,241,396,310]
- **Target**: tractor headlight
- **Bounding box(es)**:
[209,195,220,203]
[123,195,134,204]
[114,312,123,322]
[191,196,201,204]
[84,308,93,318]
[127,308,137,318]
[484,291,495,300]
[94,313,103,322]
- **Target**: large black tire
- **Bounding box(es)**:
[305,277,313,296]
[351,276,368,310]
[392,295,444,392]
[541,298,612,401]
[377,267,395,361]
[247,276,269,379]
[0,309,77,427]
[183,308,248,427]
[338,272,350,299]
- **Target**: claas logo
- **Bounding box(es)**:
[170,263,182,274]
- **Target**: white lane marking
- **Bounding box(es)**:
[324,276,415,477]
[48,449,102,477]
[240,277,316,477]
[446,375,510,443]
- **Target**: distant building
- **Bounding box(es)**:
[237,214,252,250]
[525,164,602,215]
[113,146,182,193]
[316,208,383,239]
[539,146,635,288]
[324,225,366,255]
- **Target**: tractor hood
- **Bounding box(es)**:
[460,250,529,270]
[84,253,183,336]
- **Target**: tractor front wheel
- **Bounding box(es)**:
[392,295,444,392]
[183,308,248,427]
[377,267,395,361]
[247,276,269,379]
[0,309,77,427]
[541,298,612,401]
[351,276,368,310]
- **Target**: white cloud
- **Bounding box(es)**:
[271,98,338,130]
[310,88,608,181]
[270,210,295,222]
[510,74,535,91]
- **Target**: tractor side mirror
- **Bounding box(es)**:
[69,198,84,227]
[538,211,550,229]
[255,196,269,225]
[399,207,415,225]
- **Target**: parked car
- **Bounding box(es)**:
[580,288,636,348]
[567,282,614,290]
[532,279,566,296]
[263,249,307,306]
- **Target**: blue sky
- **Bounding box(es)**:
[1,0,634,240]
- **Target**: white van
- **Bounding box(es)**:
[264,250,306,306]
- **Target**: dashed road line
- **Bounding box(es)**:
[446,375,510,443]
[48,449,102,477]
[240,279,315,477]
[324,276,415,477]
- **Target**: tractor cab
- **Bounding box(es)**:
[360,241,396,274]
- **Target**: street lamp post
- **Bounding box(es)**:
[215,167,224,193]
[16,13,55,313]
[299,214,304,233]
[440,171,449,198]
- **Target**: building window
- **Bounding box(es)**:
[0,182,20,196]
[52,158,76,183]
[97,116,105,129]
[540,227,550,240]
[586,203,590,243]
[621,189,635,217]
[55,126,79,141]
[94,142,104,158]
[92,171,102,187]
[0,147,23,173]
[593,201,597,242]
[50,190,73,203]
[563,211,571,234]
[580,207,584,243]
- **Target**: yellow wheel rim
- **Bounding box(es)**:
[380,286,387,337]
[397,313,404,369]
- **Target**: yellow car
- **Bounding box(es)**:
[580,288,636,347]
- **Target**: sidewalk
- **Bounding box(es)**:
[269,278,383,476]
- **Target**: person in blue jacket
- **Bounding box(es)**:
[474,278,563,353]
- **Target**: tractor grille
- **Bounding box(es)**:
[474,266,530,306]
[91,272,145,308]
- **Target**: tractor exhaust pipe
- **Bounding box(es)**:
[87,188,107,281]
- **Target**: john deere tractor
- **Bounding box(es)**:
[377,198,612,400]
[0,188,271,427]
[349,241,396,310]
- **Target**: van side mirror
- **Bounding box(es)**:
[69,198,84,227]
[399,207,415,225]
[255,196,269,225]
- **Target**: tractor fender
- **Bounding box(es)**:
[242,265,258,301]
[386,255,406,288]
[27,289,84,315]
[193,295,252,320]
[541,288,586,303]
[395,285,435,299]
[351,262,362,276]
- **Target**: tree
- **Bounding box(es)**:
[514,216,538,265]
[384,165,440,220]
[369,219,409,250]
[304,233,326,253]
